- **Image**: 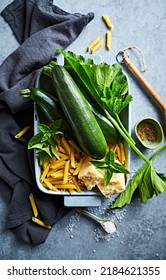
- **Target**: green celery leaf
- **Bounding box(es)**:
[138,163,154,202]
[102,86,132,116]
[111,164,148,208]
[151,167,166,194]
[111,161,166,208]
[157,173,166,182]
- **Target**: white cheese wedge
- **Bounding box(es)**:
[78,156,125,197]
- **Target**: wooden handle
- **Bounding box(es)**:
[123,56,166,122]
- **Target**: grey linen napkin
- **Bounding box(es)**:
[0,0,94,245]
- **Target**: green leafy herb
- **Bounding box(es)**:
[57,49,166,207]
[90,150,130,186]
[111,145,166,208]
[28,120,63,165]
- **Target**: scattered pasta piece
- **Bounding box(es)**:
[106,30,111,50]
[29,193,38,217]
[32,217,51,229]
[87,36,101,52]
[91,39,104,54]
[102,15,113,29]
[15,125,31,138]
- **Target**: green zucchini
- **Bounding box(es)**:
[77,84,120,143]
[52,65,108,159]
[19,88,75,140]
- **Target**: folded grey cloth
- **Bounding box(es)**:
[0,0,94,244]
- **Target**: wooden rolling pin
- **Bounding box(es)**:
[121,55,166,123]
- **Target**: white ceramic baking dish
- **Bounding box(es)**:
[34,55,131,207]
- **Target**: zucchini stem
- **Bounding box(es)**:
[104,109,150,164]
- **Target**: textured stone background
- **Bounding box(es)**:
[0,0,166,260]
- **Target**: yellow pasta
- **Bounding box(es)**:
[68,140,81,152]
[61,137,71,156]
[73,157,86,175]
[49,156,57,164]
[102,15,113,29]
[57,152,69,159]
[91,39,103,54]
[39,136,127,194]
[87,35,101,52]
[56,184,76,190]
[72,176,81,193]
[70,146,76,168]
[15,125,31,138]
[50,160,66,170]
[119,142,126,165]
[106,30,111,50]
[63,160,70,184]
[116,146,121,163]
[32,217,51,229]
[29,193,38,217]
[43,178,54,190]
[51,171,64,180]
[40,164,50,182]
[59,146,67,154]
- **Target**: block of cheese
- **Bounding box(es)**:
[78,156,125,197]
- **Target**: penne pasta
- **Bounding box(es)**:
[70,146,76,168]
[55,184,76,190]
[29,193,38,217]
[91,39,103,54]
[68,140,81,152]
[32,217,51,229]
[119,142,126,165]
[87,36,101,52]
[73,157,86,175]
[40,164,50,182]
[61,137,71,156]
[39,134,126,195]
[116,146,121,163]
[102,15,113,29]
[106,30,111,50]
[72,176,81,193]
[63,160,70,184]
[50,160,66,170]
[15,125,31,138]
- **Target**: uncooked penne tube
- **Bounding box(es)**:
[106,30,111,50]
[63,160,70,184]
[32,217,51,229]
[91,39,104,54]
[102,15,113,29]
[119,142,126,165]
[87,36,101,52]
[29,193,38,218]
[15,125,31,138]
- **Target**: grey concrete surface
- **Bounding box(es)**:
[0,0,166,260]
